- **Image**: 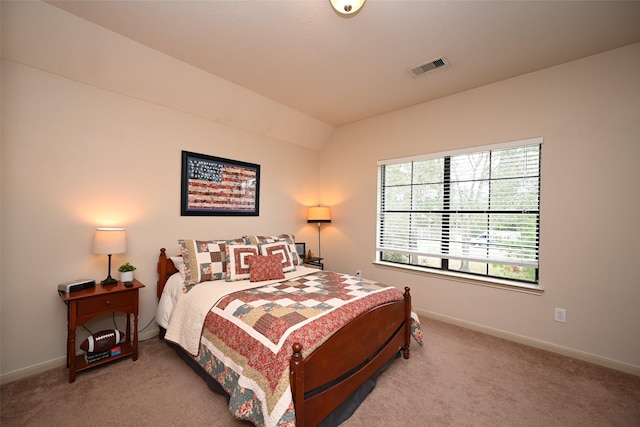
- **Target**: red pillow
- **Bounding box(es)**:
[247,254,285,282]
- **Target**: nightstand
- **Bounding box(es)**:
[303,257,324,270]
[59,280,145,382]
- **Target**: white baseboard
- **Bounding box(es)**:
[0,328,160,385]
[417,309,640,377]
[5,316,639,384]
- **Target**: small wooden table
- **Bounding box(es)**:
[59,280,145,382]
[303,257,324,270]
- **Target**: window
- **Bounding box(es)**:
[376,138,541,286]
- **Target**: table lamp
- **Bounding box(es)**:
[93,228,127,285]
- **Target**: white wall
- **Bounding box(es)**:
[2,1,639,381]
[0,2,326,381]
[319,43,640,373]
[1,1,333,152]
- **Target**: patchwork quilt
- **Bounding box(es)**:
[184,271,424,426]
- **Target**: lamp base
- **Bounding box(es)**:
[101,276,118,286]
[101,254,118,286]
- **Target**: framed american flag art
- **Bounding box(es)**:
[181,151,260,216]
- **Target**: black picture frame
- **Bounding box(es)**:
[181,151,260,216]
[295,242,306,258]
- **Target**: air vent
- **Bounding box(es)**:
[409,57,449,77]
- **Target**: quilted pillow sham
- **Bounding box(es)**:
[278,233,302,266]
[244,233,301,266]
[259,241,295,273]
[247,254,285,282]
[178,239,227,292]
[226,244,259,281]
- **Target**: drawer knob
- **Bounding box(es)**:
[106,300,111,305]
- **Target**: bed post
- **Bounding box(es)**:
[290,342,305,426]
[157,248,169,300]
[403,287,411,359]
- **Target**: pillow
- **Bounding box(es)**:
[244,233,301,266]
[178,239,228,292]
[221,238,252,279]
[259,241,295,273]
[226,237,246,246]
[278,233,302,266]
[226,244,259,281]
[170,256,185,277]
[247,254,285,282]
[244,234,280,245]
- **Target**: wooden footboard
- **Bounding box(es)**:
[157,248,412,426]
[290,287,412,427]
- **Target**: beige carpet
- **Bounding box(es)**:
[2,317,639,426]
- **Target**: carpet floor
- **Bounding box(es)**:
[2,317,639,426]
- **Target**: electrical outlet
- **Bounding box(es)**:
[355,270,362,279]
[554,308,567,323]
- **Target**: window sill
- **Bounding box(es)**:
[372,261,544,295]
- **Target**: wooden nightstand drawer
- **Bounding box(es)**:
[77,291,134,316]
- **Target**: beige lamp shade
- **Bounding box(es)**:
[307,206,331,223]
[93,228,127,255]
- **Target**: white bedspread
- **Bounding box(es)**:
[163,266,318,355]
[155,273,183,329]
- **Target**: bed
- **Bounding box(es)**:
[156,236,423,426]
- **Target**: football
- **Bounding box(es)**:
[80,329,124,353]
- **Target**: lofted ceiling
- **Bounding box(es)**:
[47,1,640,127]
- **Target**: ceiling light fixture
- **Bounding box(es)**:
[330,0,366,16]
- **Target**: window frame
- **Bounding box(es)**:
[376,137,542,289]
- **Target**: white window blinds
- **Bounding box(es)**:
[377,138,541,283]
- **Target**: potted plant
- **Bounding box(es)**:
[117,262,136,282]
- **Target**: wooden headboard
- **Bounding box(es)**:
[157,248,178,300]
